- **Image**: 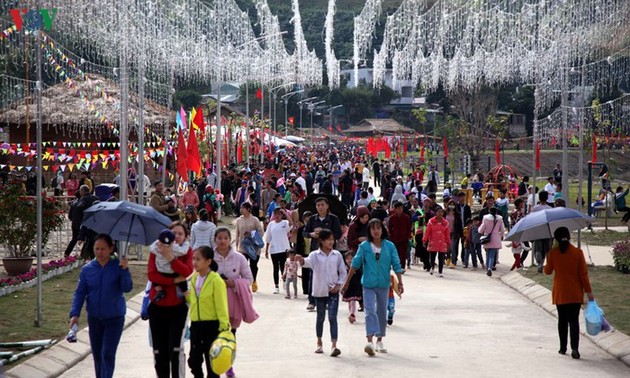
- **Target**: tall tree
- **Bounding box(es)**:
[447,87,504,170]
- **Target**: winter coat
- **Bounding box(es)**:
[190,220,217,250]
[422,216,451,253]
[70,258,133,320]
[390,185,406,206]
[478,214,505,250]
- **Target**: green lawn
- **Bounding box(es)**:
[522,266,630,335]
[0,264,147,344]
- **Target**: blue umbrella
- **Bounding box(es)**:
[82,200,172,247]
[505,207,593,243]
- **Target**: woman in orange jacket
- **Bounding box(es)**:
[422,207,451,277]
[544,227,595,360]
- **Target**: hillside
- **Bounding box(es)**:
[232,0,404,61]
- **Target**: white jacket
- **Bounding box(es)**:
[190,220,217,250]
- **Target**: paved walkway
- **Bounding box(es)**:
[56,249,628,377]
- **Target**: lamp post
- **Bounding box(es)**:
[308,100,326,139]
[270,82,296,136]
[326,105,343,133]
[297,97,318,131]
[282,89,304,137]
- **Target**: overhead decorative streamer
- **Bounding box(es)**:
[324,0,340,88]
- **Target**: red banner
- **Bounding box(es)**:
[186,129,202,177]
[176,130,188,178]
[442,137,448,159]
[536,142,540,171]
[256,88,263,100]
[592,133,597,163]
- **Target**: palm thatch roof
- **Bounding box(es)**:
[344,118,416,137]
[0,74,173,126]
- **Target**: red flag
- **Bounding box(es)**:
[592,133,597,163]
[288,116,295,125]
[193,107,206,139]
[442,137,448,159]
[384,139,391,158]
[256,88,263,100]
[237,136,243,163]
[536,142,540,171]
[176,130,188,178]
[403,139,408,158]
[495,139,501,165]
[186,129,202,177]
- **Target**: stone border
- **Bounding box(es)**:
[0,262,80,298]
[4,291,145,378]
[501,271,630,367]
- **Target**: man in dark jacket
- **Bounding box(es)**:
[372,159,381,187]
[320,174,334,195]
[74,185,100,259]
[338,169,354,209]
[302,197,343,310]
[388,201,412,271]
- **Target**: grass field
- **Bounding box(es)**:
[522,266,630,335]
[0,264,147,344]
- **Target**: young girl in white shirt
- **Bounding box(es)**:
[296,229,347,357]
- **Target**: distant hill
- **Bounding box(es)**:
[230,0,404,61]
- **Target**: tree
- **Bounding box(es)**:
[447,87,500,171]
[173,89,202,110]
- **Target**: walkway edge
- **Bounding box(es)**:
[500,271,630,367]
[4,291,146,378]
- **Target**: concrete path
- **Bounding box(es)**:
[57,251,628,377]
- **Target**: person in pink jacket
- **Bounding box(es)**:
[422,207,451,277]
[478,207,505,277]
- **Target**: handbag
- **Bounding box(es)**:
[480,219,498,245]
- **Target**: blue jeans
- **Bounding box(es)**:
[87,316,125,378]
[464,243,483,267]
[315,293,339,341]
[485,248,499,271]
[387,297,395,320]
[363,287,389,337]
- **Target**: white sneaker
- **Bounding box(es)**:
[430,268,434,275]
[375,342,387,353]
[438,273,444,277]
[273,287,279,294]
[364,342,375,356]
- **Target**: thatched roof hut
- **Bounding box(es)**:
[0,74,173,142]
[343,118,418,137]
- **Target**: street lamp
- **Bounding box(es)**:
[308,100,327,139]
[282,89,304,137]
[297,97,318,130]
[270,81,297,136]
[327,105,343,133]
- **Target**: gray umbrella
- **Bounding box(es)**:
[82,200,172,247]
[505,207,592,243]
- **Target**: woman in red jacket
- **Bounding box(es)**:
[148,221,193,377]
[422,207,451,277]
[544,227,594,359]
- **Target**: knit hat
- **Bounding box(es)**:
[158,229,175,245]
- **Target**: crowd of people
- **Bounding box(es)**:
[67,143,599,377]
